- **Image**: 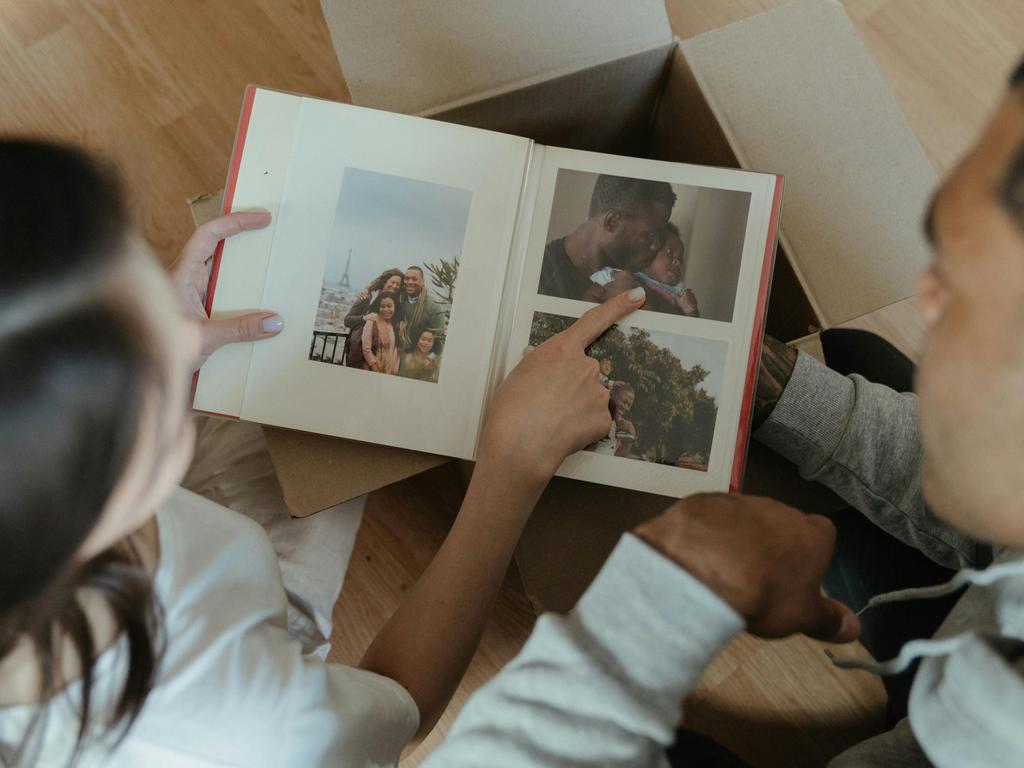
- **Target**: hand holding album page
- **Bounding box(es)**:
[195,86,783,497]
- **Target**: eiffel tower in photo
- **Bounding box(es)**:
[340,248,352,288]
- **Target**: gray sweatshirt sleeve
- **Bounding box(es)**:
[420,534,743,768]
[754,351,991,570]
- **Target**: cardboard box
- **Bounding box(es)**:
[198,0,936,611]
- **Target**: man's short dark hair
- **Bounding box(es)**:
[1000,54,1024,233]
[589,175,677,218]
[999,148,1024,233]
[406,265,424,276]
[1011,55,1024,89]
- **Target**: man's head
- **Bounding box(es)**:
[916,56,1024,545]
[404,266,424,296]
[589,175,676,272]
[599,357,613,377]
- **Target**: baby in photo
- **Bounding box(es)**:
[590,223,700,317]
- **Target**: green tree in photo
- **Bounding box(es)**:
[528,312,718,466]
[423,254,460,316]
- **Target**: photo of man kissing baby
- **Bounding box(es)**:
[538,170,752,324]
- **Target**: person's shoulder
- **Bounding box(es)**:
[543,237,567,260]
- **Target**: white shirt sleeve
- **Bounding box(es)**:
[421,534,743,767]
[25,488,421,768]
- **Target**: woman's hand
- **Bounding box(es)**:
[168,211,283,371]
[362,292,646,747]
[480,287,646,483]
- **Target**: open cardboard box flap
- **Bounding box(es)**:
[319,0,673,117]
[193,0,935,612]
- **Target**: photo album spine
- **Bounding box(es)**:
[729,174,784,493]
[475,143,546,446]
[191,86,302,419]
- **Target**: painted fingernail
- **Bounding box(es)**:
[627,286,645,302]
[262,314,284,333]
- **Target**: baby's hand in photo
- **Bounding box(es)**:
[677,288,699,316]
[480,288,646,483]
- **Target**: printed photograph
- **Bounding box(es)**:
[309,167,472,383]
[529,312,728,471]
[538,170,751,323]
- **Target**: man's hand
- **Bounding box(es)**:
[634,493,860,643]
[169,211,282,371]
[480,287,646,483]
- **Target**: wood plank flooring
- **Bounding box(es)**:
[2,2,1021,766]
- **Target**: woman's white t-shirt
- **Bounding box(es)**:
[0,488,419,767]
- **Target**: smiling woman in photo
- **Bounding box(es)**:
[344,268,404,367]
[360,292,402,375]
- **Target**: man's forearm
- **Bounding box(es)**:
[752,334,798,431]
[358,450,546,743]
[755,351,990,569]
[421,535,744,767]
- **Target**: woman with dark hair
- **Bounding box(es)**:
[360,292,401,375]
[344,269,404,368]
[0,139,647,766]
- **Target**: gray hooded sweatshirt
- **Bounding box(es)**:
[421,352,1024,768]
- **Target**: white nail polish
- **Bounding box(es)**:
[627,286,645,302]
[262,315,284,333]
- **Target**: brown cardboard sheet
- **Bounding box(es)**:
[431,43,675,155]
[320,0,672,116]
[262,429,447,517]
[519,443,842,614]
[679,0,937,328]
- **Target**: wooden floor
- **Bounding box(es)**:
[3,2,1022,766]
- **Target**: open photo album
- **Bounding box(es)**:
[194,86,783,497]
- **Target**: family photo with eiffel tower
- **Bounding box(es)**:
[309,167,470,384]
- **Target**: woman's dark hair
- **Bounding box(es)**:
[0,141,161,763]
[369,268,403,292]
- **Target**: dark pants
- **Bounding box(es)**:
[667,330,960,765]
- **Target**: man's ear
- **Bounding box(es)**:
[602,209,622,233]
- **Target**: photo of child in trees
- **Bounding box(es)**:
[529,312,727,471]
[308,167,471,384]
